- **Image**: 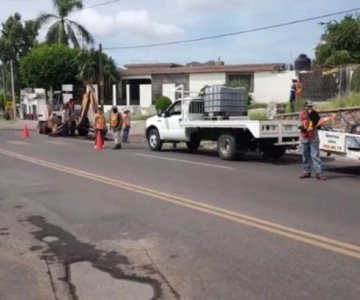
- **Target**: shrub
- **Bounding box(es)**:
[155,96,172,112]
[351,68,360,93]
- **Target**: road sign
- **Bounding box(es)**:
[5,101,13,110]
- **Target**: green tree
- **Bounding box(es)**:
[0,13,39,62]
[20,44,80,101]
[315,15,360,65]
[0,13,39,96]
[38,0,94,47]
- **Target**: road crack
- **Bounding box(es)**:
[145,248,181,300]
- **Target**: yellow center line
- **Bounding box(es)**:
[1,147,360,259]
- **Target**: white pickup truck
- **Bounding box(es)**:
[319,128,360,160]
[145,97,300,160]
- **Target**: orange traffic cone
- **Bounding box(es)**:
[94,130,104,150]
[22,125,30,139]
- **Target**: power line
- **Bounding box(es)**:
[79,0,120,10]
[104,7,360,50]
[19,0,120,22]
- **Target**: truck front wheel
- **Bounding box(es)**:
[148,129,163,151]
[218,134,237,160]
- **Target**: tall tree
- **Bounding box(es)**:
[38,0,94,48]
[0,13,39,62]
[315,15,360,65]
[0,13,39,96]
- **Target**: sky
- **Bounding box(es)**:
[1,0,359,67]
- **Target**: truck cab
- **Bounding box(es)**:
[146,97,203,144]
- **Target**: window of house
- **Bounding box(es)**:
[227,73,254,92]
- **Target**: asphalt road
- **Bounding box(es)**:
[0,131,360,300]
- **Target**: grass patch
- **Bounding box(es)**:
[284,99,306,113]
[249,109,268,120]
[249,102,267,110]
[282,93,360,114]
[317,93,360,110]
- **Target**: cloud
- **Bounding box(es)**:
[72,9,185,40]
[177,0,251,11]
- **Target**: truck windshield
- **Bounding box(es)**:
[168,101,182,116]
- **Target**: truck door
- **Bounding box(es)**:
[162,101,185,141]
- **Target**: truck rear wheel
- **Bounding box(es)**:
[218,134,237,160]
[148,129,163,151]
[186,138,200,153]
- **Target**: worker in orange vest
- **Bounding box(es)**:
[122,109,131,143]
[94,108,107,146]
[110,106,123,149]
[296,79,304,100]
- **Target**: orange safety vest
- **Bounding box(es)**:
[110,113,120,128]
[123,113,129,128]
[300,111,315,139]
[95,114,106,130]
[296,81,304,99]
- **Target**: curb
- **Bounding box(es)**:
[0,128,37,132]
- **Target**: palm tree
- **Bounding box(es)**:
[77,49,120,89]
[38,0,94,48]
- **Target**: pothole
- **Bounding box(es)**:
[42,236,59,243]
[70,261,154,300]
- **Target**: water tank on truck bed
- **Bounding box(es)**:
[203,85,248,118]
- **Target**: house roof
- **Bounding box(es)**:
[120,63,287,76]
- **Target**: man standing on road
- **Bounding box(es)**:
[61,103,70,137]
[122,109,131,143]
[289,79,297,113]
[299,101,326,181]
[110,106,123,149]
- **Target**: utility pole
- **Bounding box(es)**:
[10,60,16,121]
[99,43,104,111]
[1,60,6,111]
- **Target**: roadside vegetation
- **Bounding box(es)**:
[248,109,268,120]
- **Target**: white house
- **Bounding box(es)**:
[20,88,47,119]
[118,62,296,110]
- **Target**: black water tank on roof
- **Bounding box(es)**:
[295,54,311,71]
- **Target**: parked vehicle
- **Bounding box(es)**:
[319,126,360,160]
[145,97,300,160]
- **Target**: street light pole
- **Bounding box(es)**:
[99,43,104,111]
[10,59,16,121]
